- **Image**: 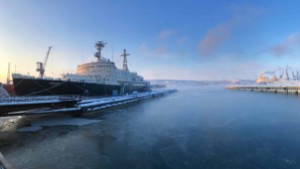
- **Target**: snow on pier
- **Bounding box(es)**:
[78,90,171,113]
[74,89,177,115]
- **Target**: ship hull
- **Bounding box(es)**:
[13,78,150,96]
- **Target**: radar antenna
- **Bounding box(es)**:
[36,46,52,78]
[121,49,129,71]
[95,41,107,61]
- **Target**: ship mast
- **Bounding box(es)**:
[95,41,107,61]
[121,49,129,71]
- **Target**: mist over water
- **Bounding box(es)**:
[2,86,300,168]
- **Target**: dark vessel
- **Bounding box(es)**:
[12,41,150,96]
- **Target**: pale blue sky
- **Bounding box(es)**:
[1,0,300,82]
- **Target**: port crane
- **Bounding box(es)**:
[36,46,52,78]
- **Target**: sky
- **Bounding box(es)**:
[1,0,300,83]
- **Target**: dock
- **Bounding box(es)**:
[0,89,177,117]
[227,85,300,95]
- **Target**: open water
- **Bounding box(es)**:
[1,86,300,169]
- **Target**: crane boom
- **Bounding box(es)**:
[44,46,52,69]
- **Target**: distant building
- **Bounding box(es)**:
[256,74,278,84]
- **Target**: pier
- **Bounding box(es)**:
[0,89,177,117]
[227,85,300,95]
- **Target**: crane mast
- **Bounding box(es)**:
[36,46,52,78]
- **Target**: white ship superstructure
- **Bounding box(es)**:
[62,41,148,87]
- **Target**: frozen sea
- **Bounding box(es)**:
[1,86,300,169]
